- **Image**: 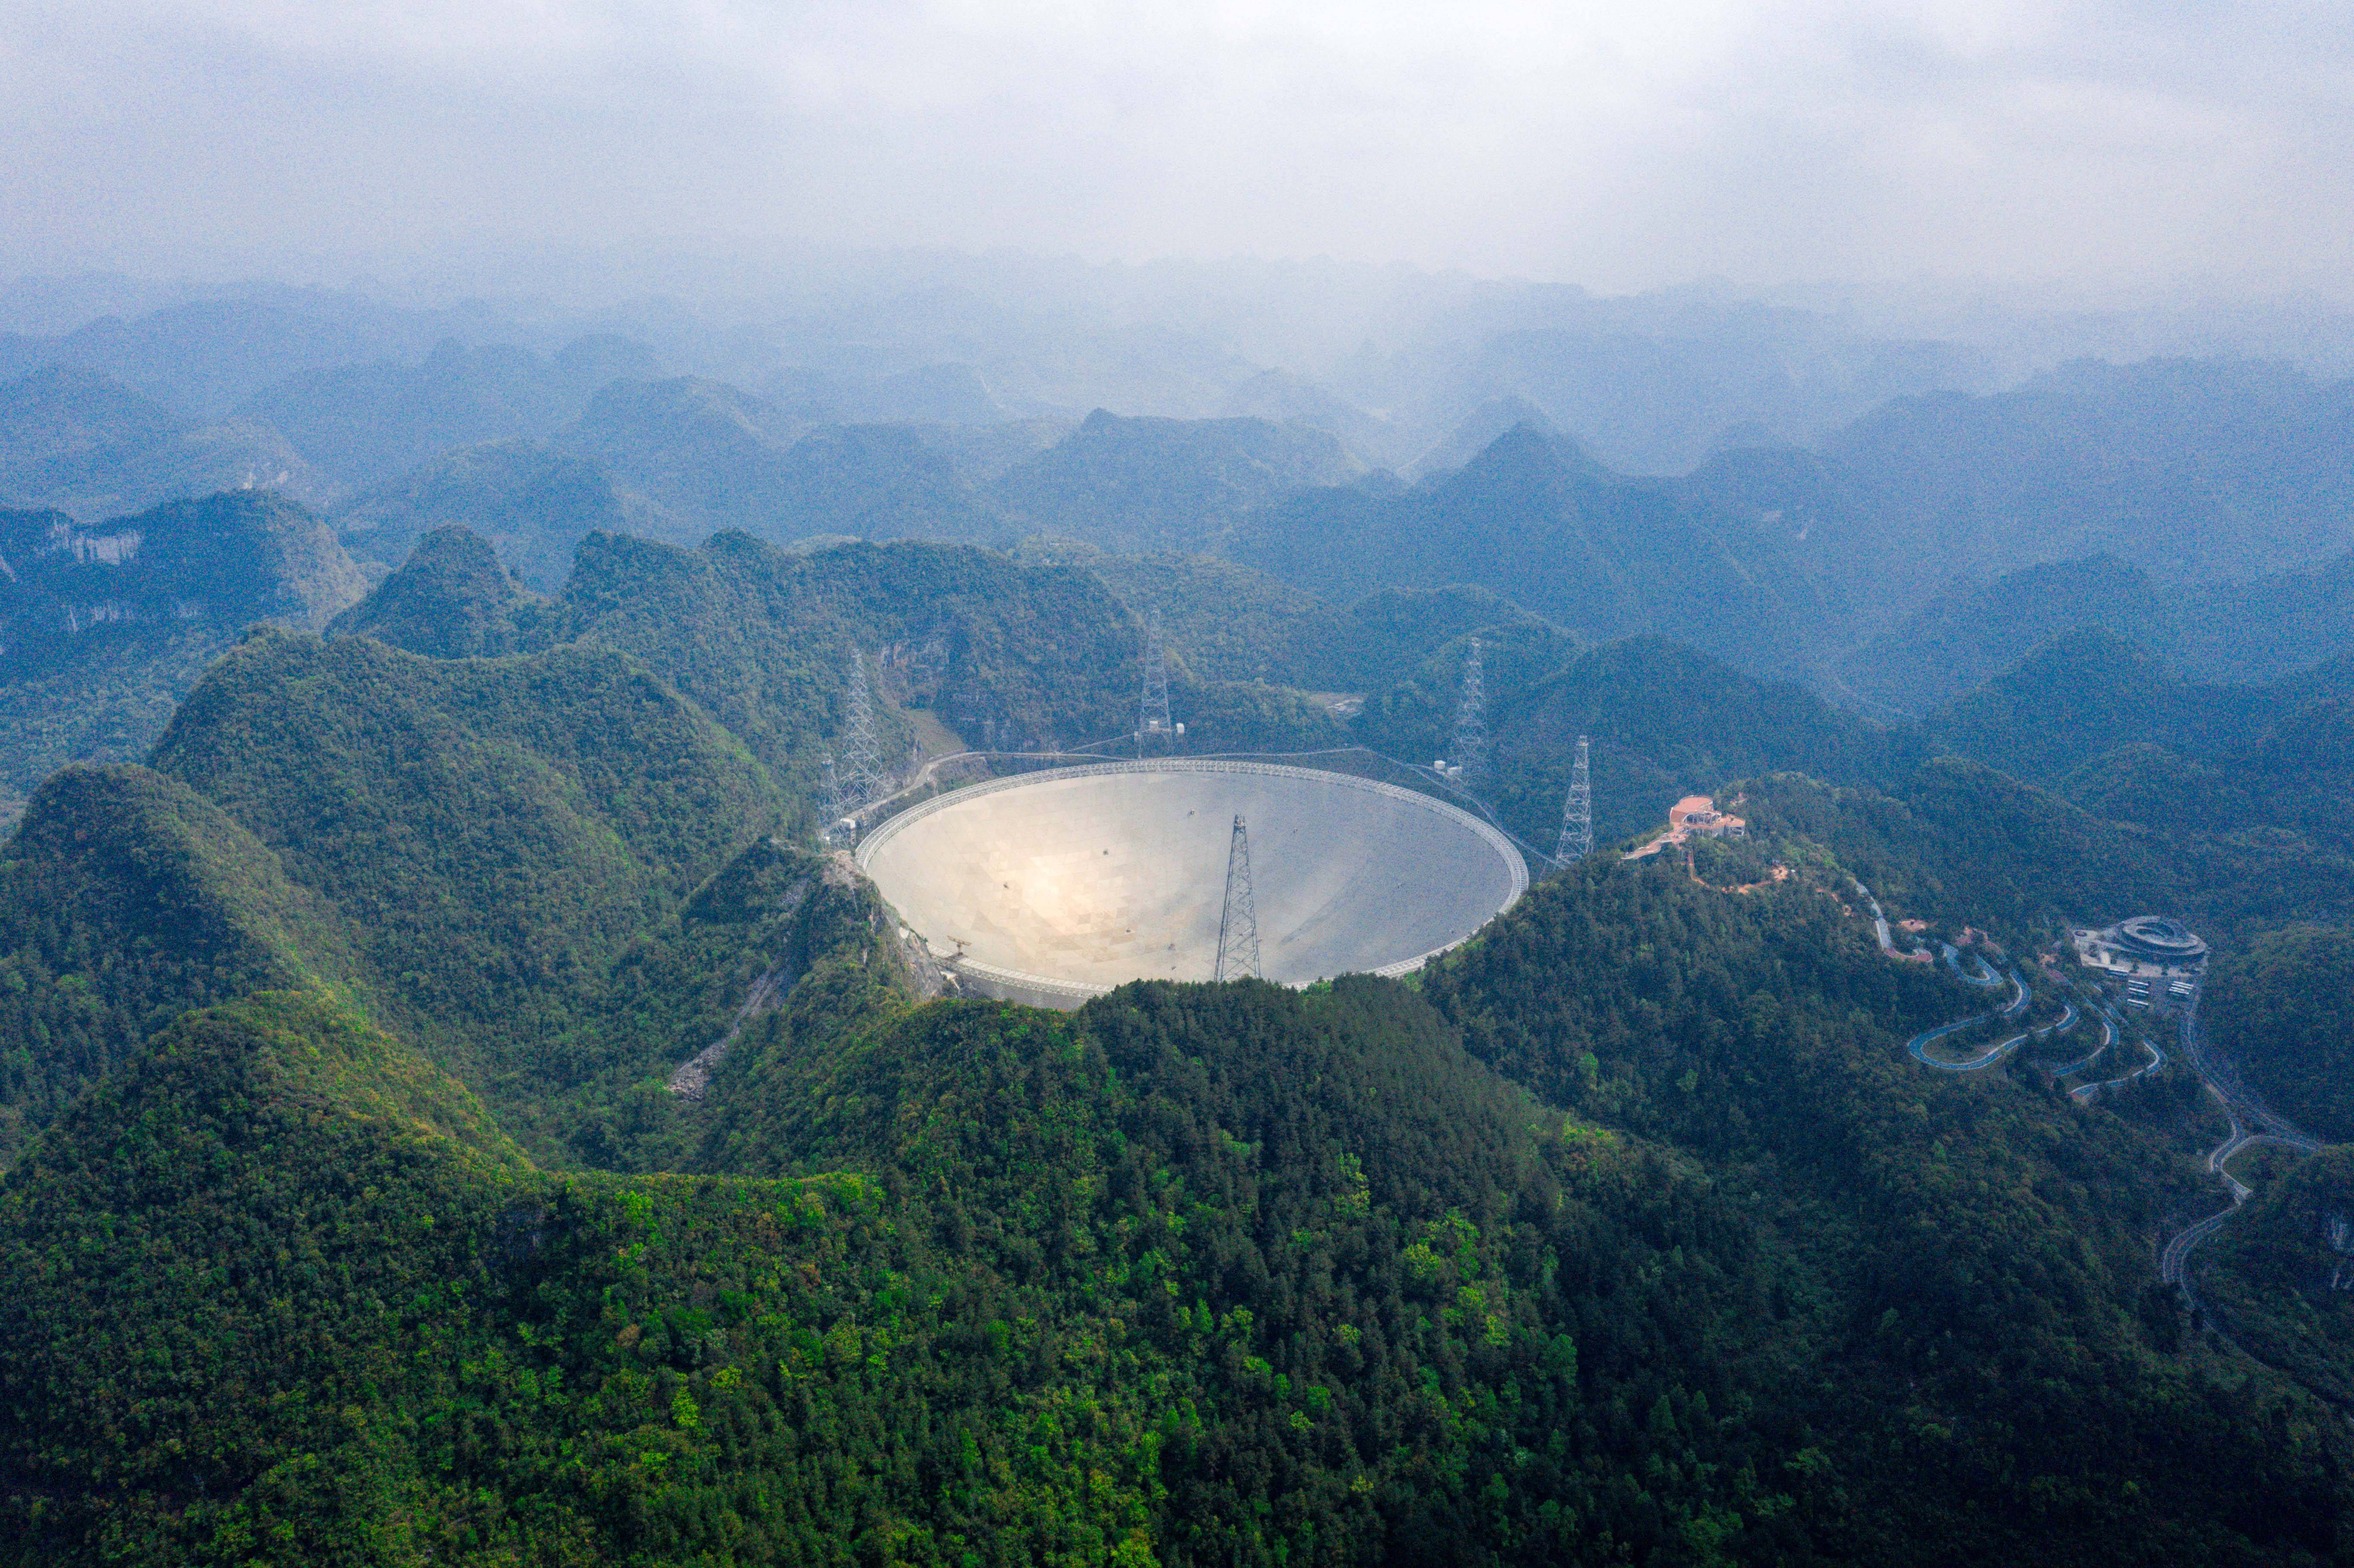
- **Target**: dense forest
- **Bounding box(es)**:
[4,292,2354,1558]
[2204,927,2354,1142]
[4,786,2347,1562]
[0,492,367,815]
[0,622,2342,1562]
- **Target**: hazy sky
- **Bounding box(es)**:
[3,1,2349,294]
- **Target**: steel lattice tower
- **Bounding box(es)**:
[1450,637,1488,783]
[840,649,886,802]
[819,750,850,842]
[1557,735,1593,864]
[1138,611,1172,756]
[1214,814,1261,981]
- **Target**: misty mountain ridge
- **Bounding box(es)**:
[0,366,331,522]
[0,260,2015,484]
[1406,393,1560,477]
[1386,318,1996,473]
[333,437,675,593]
[1922,624,2354,787]
[764,361,1010,426]
[1215,367,1410,466]
[1233,420,1834,678]
[235,333,660,488]
[14,273,2354,766]
[985,406,1363,554]
[1842,551,2354,716]
[0,491,361,659]
[0,291,533,420]
[1809,355,2354,611]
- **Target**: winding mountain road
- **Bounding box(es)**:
[1859,892,2330,1353]
[2069,1020,2164,1100]
[2043,1004,2112,1076]
[1905,968,2035,1070]
[2159,1012,2321,1294]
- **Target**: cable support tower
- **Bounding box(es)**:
[839,648,887,803]
[1450,637,1488,786]
[1557,735,1594,864]
[1213,814,1261,982]
[818,750,850,843]
[1137,610,1173,755]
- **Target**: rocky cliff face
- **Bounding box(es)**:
[1,490,364,665]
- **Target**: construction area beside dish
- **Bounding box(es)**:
[856,759,1528,1008]
[1624,794,1748,859]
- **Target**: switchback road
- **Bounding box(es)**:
[2159,1012,2321,1297]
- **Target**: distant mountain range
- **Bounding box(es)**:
[1232,424,1837,679]
[0,293,503,418]
[11,268,2354,1559]
[333,438,670,592]
[0,366,327,520]
[1840,551,2354,716]
[1806,357,2354,610]
[235,334,659,488]
[987,408,1361,554]
[8,303,2354,739]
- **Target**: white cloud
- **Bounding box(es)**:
[0,0,2348,291]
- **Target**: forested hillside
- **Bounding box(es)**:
[1901,630,2354,936]
[1419,852,2334,1562]
[0,364,329,521]
[1233,426,1836,678]
[0,492,367,819]
[2195,1145,2354,1407]
[2204,927,2354,1143]
[335,437,674,591]
[1839,551,2354,715]
[6,287,2354,1559]
[531,530,1142,769]
[1344,634,1923,849]
[0,627,800,1159]
[327,525,533,658]
[6,757,2348,1562]
[0,975,1805,1565]
[1030,541,1555,696]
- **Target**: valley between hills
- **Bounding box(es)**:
[3,285,2354,1565]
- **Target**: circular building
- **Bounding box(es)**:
[2109,915,2208,965]
[856,759,1528,1008]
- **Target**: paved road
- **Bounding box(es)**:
[1906,968,2035,1071]
[2161,1203,2236,1286]
[1878,936,2329,1343]
[1855,880,1900,956]
[1942,943,2007,988]
[2070,1028,2164,1100]
[2041,1003,2113,1076]
[2158,1011,2322,1296]
[2183,1013,2317,1148]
